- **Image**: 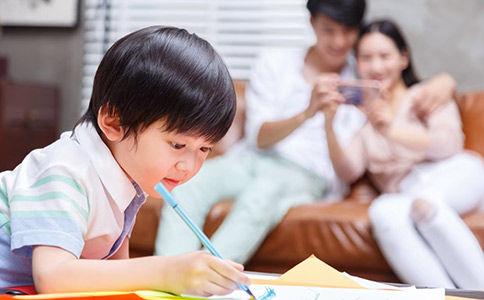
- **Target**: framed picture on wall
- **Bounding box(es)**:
[0,0,79,28]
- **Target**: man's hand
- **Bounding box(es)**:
[412,73,456,119]
[321,91,345,125]
[305,73,340,119]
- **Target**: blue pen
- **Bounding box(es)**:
[154,183,257,300]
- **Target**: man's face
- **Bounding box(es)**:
[310,14,359,69]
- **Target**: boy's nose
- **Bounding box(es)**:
[175,155,196,172]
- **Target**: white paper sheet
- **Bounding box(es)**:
[341,272,416,290]
[208,284,444,300]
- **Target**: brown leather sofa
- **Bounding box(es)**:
[129,81,484,284]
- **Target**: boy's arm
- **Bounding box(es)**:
[32,246,250,297]
[412,72,457,118]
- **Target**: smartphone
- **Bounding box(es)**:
[338,80,380,105]
[338,85,364,105]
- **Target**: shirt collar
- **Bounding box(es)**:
[74,122,136,212]
[298,48,358,87]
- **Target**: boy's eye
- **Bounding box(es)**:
[170,142,185,150]
[321,26,334,34]
[200,147,212,153]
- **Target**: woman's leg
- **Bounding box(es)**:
[400,152,484,214]
[405,153,484,289]
[412,199,484,289]
[369,194,456,288]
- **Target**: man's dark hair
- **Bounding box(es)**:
[77,26,236,143]
[357,19,420,87]
[306,0,366,28]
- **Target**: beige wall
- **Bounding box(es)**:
[0,0,483,132]
[367,0,484,93]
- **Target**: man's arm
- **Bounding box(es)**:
[256,74,340,149]
[257,111,308,149]
[412,72,457,118]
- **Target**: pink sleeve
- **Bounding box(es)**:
[426,100,464,160]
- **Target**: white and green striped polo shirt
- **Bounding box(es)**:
[0,122,143,287]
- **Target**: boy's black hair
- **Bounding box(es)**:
[306,0,366,28]
[357,19,420,87]
[77,26,236,143]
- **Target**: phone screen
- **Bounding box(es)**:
[338,81,380,105]
[338,86,363,105]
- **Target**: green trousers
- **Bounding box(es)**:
[154,151,325,264]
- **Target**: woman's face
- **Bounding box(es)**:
[356,32,408,90]
[311,14,359,70]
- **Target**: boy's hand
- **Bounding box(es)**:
[32,246,249,296]
[163,251,250,297]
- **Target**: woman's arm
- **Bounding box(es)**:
[384,126,430,151]
[384,105,463,159]
[32,246,249,297]
[424,101,464,160]
[365,89,431,152]
[374,91,462,157]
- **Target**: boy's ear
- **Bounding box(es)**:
[97,105,124,142]
[309,15,315,29]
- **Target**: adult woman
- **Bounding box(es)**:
[322,19,484,289]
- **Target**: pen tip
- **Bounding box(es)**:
[247,289,257,300]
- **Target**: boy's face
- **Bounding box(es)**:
[108,119,214,197]
[310,14,359,70]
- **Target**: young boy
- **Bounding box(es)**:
[0,26,250,297]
